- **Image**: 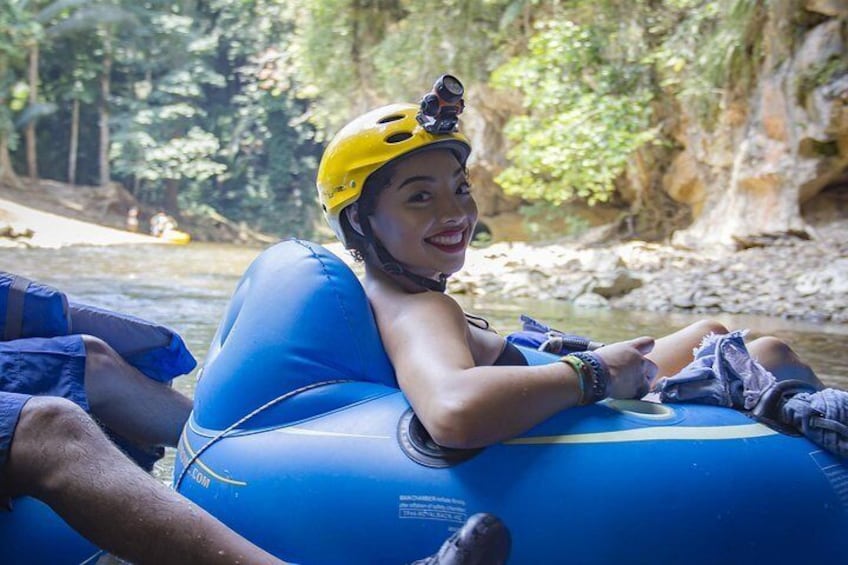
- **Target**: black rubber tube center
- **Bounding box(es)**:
[397,409,484,468]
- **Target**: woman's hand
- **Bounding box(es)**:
[594,337,658,400]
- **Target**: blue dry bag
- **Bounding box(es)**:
[0,272,71,340]
[506,314,604,355]
[69,302,196,382]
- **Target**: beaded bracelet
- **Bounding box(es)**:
[559,354,591,405]
[571,351,610,404]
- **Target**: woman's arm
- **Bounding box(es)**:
[375,291,654,449]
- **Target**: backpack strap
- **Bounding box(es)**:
[4,275,31,341]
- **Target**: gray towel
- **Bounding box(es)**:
[656,330,848,459]
[654,330,776,410]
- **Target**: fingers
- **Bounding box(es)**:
[643,358,659,382]
[635,359,658,399]
[629,336,655,355]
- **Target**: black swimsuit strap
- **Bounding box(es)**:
[464,312,491,331]
[493,341,528,366]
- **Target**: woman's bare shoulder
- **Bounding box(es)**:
[369,288,474,376]
[368,283,465,328]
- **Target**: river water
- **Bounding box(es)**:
[4,242,848,478]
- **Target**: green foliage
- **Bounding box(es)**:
[281,0,514,136]
[519,201,591,240]
[0,0,35,147]
[7,81,29,112]
[655,0,765,125]
[492,18,657,205]
[179,0,322,237]
[108,5,228,203]
[119,127,226,182]
[370,0,512,101]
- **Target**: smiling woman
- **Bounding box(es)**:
[313,76,825,452]
[314,92,658,449]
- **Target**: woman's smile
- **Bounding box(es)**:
[425,227,468,253]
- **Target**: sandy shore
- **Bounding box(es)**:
[0,196,165,248]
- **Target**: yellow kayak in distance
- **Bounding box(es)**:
[160,228,191,245]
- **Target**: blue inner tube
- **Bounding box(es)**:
[0,497,99,565]
[175,239,848,564]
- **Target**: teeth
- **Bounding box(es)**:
[428,232,463,245]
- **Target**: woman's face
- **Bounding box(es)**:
[367,148,478,279]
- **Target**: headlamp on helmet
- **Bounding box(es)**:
[417,74,465,134]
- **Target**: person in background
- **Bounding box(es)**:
[126,206,140,233]
[150,211,177,237]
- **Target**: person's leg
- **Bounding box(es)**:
[747,336,823,389]
[5,398,510,564]
[647,320,728,382]
[82,335,192,448]
[4,396,284,565]
[0,391,29,510]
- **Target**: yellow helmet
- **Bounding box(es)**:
[316,103,471,245]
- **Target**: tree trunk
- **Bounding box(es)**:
[68,98,79,185]
[25,44,39,181]
[0,134,20,187]
[99,35,112,187]
[164,178,180,217]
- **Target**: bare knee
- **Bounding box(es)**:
[748,336,822,387]
[82,335,122,377]
[748,336,796,364]
[82,335,136,410]
[689,319,728,338]
[650,319,729,379]
[7,397,98,497]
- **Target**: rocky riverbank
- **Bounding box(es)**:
[451,219,848,324]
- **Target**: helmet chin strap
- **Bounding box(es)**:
[360,218,448,293]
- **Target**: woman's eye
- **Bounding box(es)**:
[457,183,472,195]
[408,192,431,203]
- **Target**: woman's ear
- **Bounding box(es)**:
[345,204,365,236]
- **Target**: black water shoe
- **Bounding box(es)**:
[411,512,511,565]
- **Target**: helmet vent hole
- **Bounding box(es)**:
[378,114,404,124]
[385,132,413,144]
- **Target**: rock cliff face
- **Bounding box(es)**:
[467,3,847,248]
[462,85,528,240]
[667,4,848,248]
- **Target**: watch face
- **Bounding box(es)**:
[441,75,463,96]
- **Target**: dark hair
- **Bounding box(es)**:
[340,161,398,262]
